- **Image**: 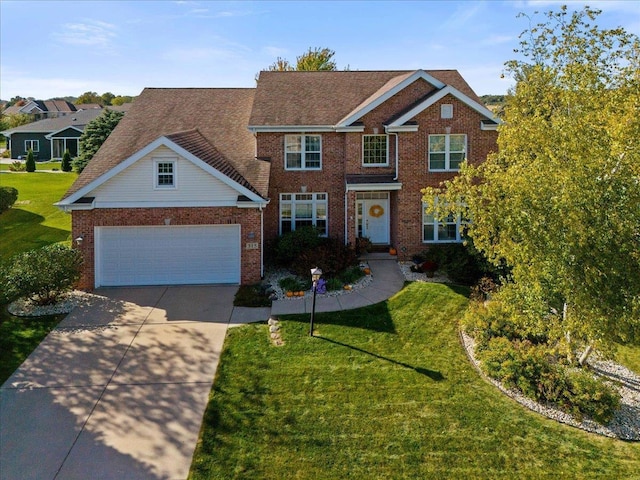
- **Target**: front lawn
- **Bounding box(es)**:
[190,282,640,479]
[0,170,76,262]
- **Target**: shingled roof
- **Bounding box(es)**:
[63,88,269,200]
[249,70,482,127]
[1,108,104,135]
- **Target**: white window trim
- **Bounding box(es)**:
[428,133,467,172]
[362,134,389,167]
[284,134,322,171]
[422,200,467,243]
[279,192,328,236]
[25,139,39,153]
[154,158,177,189]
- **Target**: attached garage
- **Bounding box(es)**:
[95,225,241,287]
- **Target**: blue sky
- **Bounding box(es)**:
[1,0,639,100]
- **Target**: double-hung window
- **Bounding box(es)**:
[155,159,176,189]
[422,199,467,243]
[280,193,328,236]
[285,135,321,170]
[25,140,39,153]
[428,134,466,171]
[362,134,388,166]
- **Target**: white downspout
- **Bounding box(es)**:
[391,132,399,180]
[344,188,349,245]
[260,204,264,278]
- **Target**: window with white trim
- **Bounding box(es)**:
[25,140,39,153]
[155,160,176,189]
[362,134,388,166]
[280,193,328,235]
[428,134,466,171]
[284,134,321,170]
[422,199,467,243]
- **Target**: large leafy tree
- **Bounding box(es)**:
[266,47,338,71]
[75,91,103,105]
[424,6,640,363]
[73,109,124,173]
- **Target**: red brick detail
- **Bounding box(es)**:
[256,88,497,262]
[72,207,262,290]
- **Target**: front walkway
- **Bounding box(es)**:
[271,257,405,315]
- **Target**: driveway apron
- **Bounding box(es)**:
[0,285,236,480]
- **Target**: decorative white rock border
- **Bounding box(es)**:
[460,330,640,440]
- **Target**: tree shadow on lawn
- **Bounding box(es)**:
[315,335,445,381]
[285,301,398,334]
[0,209,70,261]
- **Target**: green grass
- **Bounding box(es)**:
[0,170,76,262]
[0,308,63,384]
[190,282,640,479]
[0,161,62,172]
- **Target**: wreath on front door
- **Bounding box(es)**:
[369,204,384,218]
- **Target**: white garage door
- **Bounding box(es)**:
[96,225,240,287]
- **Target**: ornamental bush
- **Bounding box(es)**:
[25,149,35,172]
[2,244,83,305]
[273,226,324,266]
[61,149,73,172]
[475,334,620,424]
[0,186,18,214]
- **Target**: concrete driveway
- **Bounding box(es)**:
[0,285,258,480]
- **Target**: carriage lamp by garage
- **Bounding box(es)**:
[75,235,84,246]
[309,267,322,336]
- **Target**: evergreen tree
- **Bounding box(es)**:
[25,149,35,172]
[61,149,72,172]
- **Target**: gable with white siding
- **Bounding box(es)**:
[90,145,241,207]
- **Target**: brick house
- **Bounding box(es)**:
[57,70,499,289]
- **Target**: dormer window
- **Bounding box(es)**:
[362,134,388,166]
[155,159,176,189]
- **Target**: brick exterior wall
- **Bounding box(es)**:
[72,206,262,289]
[257,89,498,261]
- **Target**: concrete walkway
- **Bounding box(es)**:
[271,256,405,316]
[0,259,403,480]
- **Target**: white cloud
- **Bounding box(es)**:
[53,20,117,50]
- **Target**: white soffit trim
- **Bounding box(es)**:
[59,136,266,206]
[336,70,446,128]
[389,86,503,127]
[45,125,84,139]
[385,125,419,133]
[346,183,403,192]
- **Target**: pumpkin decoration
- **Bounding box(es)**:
[286,291,294,297]
[363,268,371,275]
[389,247,397,255]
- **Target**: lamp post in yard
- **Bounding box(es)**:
[309,267,322,336]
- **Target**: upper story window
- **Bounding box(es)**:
[25,139,39,153]
[155,159,176,189]
[285,134,321,170]
[428,134,466,171]
[362,134,388,166]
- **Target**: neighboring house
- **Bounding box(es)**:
[1,109,105,160]
[57,70,500,290]
[3,99,78,120]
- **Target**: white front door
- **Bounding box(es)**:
[362,198,389,244]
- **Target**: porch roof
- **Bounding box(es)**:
[345,174,402,191]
